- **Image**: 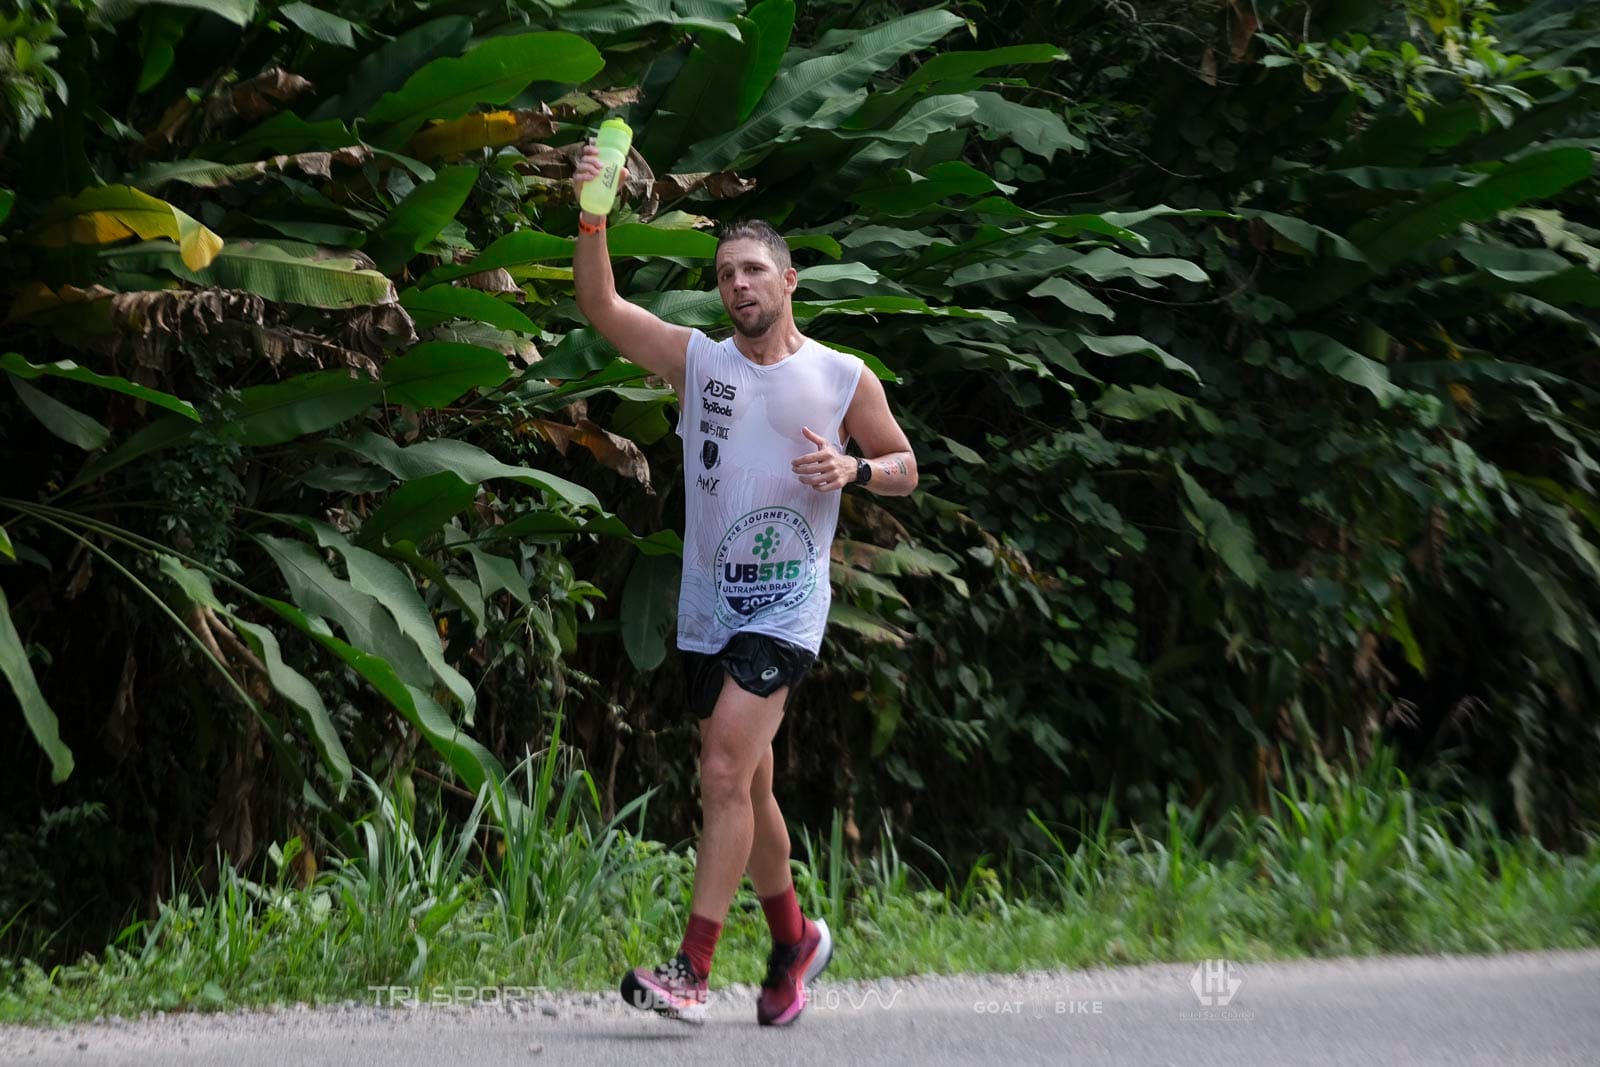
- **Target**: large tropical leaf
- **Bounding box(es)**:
[1355,148,1595,269]
[381,341,509,408]
[366,33,604,148]
[30,185,222,270]
[399,286,538,332]
[850,161,1007,214]
[218,113,359,162]
[256,595,504,793]
[273,517,477,715]
[967,92,1084,160]
[217,369,383,446]
[1288,330,1402,407]
[96,0,255,27]
[1,354,199,421]
[279,2,360,48]
[340,430,600,510]
[230,618,354,787]
[640,16,755,163]
[1175,466,1265,588]
[358,472,479,546]
[737,0,796,121]
[620,550,680,671]
[423,224,715,283]
[312,16,473,122]
[366,165,480,274]
[10,377,110,450]
[552,0,746,40]
[255,535,432,688]
[102,240,393,308]
[0,586,73,784]
[677,7,966,170]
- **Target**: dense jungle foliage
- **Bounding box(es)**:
[1,0,1598,958]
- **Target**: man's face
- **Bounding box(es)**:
[715,238,792,338]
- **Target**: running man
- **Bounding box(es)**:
[571,143,918,1026]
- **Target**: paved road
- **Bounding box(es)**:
[3,949,1597,1065]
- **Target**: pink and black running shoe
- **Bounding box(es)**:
[620,950,709,1024]
[756,917,833,1026]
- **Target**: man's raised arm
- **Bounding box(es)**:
[572,143,691,395]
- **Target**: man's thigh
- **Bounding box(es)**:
[697,674,789,769]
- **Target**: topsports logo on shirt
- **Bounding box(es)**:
[713,507,817,625]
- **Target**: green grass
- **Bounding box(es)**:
[3,744,1597,1024]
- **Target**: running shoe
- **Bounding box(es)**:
[756,916,833,1026]
[620,949,709,1024]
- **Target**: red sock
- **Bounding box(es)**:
[680,912,722,980]
[759,883,805,947]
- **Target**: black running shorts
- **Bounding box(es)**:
[681,631,816,719]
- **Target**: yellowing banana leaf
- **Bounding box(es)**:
[405,109,559,162]
[102,240,394,309]
[31,185,223,270]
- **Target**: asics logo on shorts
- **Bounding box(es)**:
[761,667,780,681]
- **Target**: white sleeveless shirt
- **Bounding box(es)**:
[675,328,865,655]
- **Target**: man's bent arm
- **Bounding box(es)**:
[842,372,918,498]
[572,204,691,395]
[862,450,918,496]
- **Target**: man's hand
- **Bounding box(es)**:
[792,427,856,492]
[573,142,628,223]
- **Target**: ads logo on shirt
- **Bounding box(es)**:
[714,507,817,626]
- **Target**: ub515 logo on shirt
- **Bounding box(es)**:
[713,507,817,625]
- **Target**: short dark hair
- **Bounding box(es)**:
[714,218,791,273]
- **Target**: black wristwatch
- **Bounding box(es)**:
[853,457,872,485]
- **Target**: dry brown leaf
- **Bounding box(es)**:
[210,68,315,126]
[840,493,911,546]
[460,268,519,293]
[548,86,642,119]
[652,171,759,199]
[1228,0,1260,62]
[529,417,652,492]
[832,539,887,569]
[339,304,417,357]
[250,324,381,380]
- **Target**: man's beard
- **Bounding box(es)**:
[734,301,779,338]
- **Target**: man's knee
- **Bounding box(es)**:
[699,746,754,807]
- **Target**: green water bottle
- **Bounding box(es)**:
[579,118,633,217]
